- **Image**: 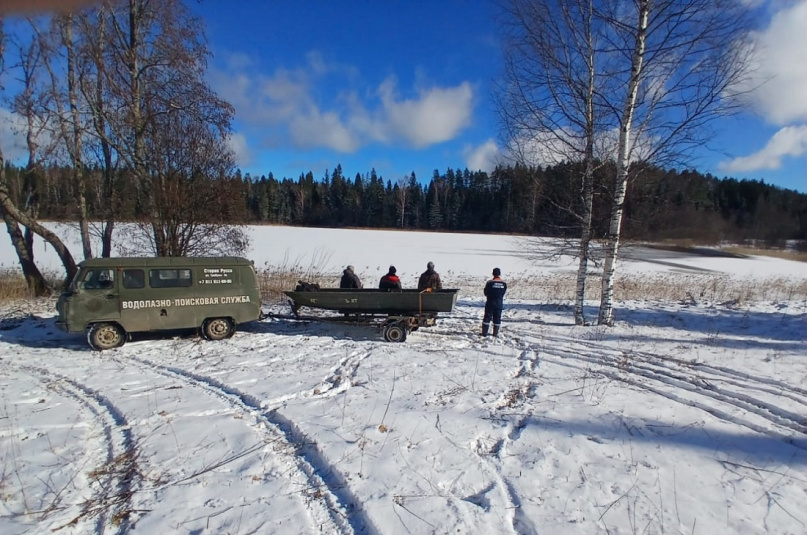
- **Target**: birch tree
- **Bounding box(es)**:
[395,175,409,228]
[97,0,242,256]
[597,0,753,325]
[77,3,118,257]
[499,0,607,325]
[1,20,46,295]
[39,12,94,259]
[499,0,753,325]
[0,18,77,291]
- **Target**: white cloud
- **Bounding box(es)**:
[210,56,474,153]
[464,139,501,173]
[289,109,359,152]
[0,108,35,163]
[226,132,252,167]
[742,0,807,124]
[720,1,807,174]
[720,125,807,172]
[379,78,473,148]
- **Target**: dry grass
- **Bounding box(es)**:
[256,247,338,302]
[501,272,807,303]
[257,265,807,306]
[0,271,32,300]
[3,256,804,308]
[0,269,63,301]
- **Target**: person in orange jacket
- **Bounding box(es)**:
[379,266,402,290]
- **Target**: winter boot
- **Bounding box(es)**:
[492,325,500,337]
[481,323,490,336]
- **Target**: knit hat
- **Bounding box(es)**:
[427,261,434,270]
[389,266,397,274]
[347,265,354,272]
[492,267,501,277]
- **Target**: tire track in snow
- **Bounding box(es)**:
[14,364,138,534]
[121,355,376,535]
[544,333,807,403]
[547,344,807,436]
[505,329,807,448]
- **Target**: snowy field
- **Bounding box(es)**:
[1,225,806,534]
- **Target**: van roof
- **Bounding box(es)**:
[78,257,253,268]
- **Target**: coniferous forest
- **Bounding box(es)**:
[5,161,806,246]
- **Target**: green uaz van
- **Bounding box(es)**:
[56,257,262,350]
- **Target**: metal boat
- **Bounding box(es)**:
[283,288,459,315]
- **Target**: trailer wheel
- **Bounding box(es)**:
[87,323,126,351]
[383,322,407,343]
[202,317,234,340]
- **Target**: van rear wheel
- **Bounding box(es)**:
[202,318,234,340]
[87,323,126,351]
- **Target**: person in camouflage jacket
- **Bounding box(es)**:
[417,261,442,291]
[340,265,362,288]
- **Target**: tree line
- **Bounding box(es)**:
[0,0,794,328]
[1,0,241,296]
[5,160,805,245]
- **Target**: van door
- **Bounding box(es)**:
[119,268,150,332]
[76,267,121,323]
[147,267,196,331]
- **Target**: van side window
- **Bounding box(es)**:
[122,269,145,289]
[81,268,115,290]
[149,268,193,288]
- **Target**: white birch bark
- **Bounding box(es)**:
[573,1,596,326]
[598,0,649,326]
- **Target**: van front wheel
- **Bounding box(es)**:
[87,323,126,351]
[202,318,234,340]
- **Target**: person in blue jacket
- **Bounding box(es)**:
[482,267,507,336]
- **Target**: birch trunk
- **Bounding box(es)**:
[1,207,50,296]
[598,0,649,326]
[65,16,92,260]
[85,5,116,257]
[0,151,77,285]
[574,160,595,325]
[48,14,93,259]
[573,2,596,326]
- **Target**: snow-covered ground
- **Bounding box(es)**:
[1,225,806,534]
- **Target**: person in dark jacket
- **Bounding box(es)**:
[482,267,507,336]
[340,265,362,289]
[417,261,442,291]
[379,266,402,290]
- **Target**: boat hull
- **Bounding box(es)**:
[283,288,458,314]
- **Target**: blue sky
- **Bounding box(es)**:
[191,1,502,184]
[0,1,803,192]
[189,0,806,192]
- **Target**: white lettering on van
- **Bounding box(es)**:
[174,297,221,307]
[123,299,172,309]
[220,295,250,304]
[122,296,250,309]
